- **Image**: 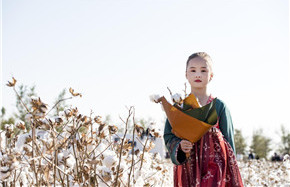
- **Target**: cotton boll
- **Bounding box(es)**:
[58,152,64,161]
[120,162,127,171]
[148,122,156,130]
[15,134,30,153]
[103,154,118,168]
[36,130,50,140]
[11,161,20,170]
[18,170,28,186]
[40,118,50,125]
[64,123,73,132]
[149,94,161,103]
[98,165,112,184]
[95,142,107,155]
[87,142,96,153]
[65,154,76,169]
[4,124,9,129]
[0,166,9,172]
[23,144,32,153]
[103,150,118,168]
[283,154,290,162]
[133,170,143,182]
[172,93,182,103]
[59,111,65,118]
[56,164,66,180]
[59,132,70,140]
[15,120,25,129]
[0,170,11,181]
[0,132,5,149]
[51,116,63,124]
[71,183,80,187]
[98,182,108,187]
[5,124,14,131]
[1,155,8,163]
[25,114,33,121]
[134,177,145,186]
[62,144,74,156]
[101,126,110,137]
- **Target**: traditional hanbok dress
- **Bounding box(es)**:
[163,94,244,187]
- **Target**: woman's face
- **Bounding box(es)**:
[185,57,213,89]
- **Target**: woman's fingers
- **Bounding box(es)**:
[180,140,195,153]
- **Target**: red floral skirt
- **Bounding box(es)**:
[174,125,244,187]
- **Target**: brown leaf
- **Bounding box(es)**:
[154,132,160,138]
[6,77,17,87]
[123,143,132,150]
[109,125,118,134]
[44,166,50,182]
[77,141,83,152]
[69,87,82,97]
[72,108,78,116]
[54,117,63,124]
[98,123,105,132]
[134,149,140,155]
[94,116,102,124]
[81,116,88,122]
[156,166,162,170]
[99,131,106,139]
[102,173,111,182]
[16,123,26,130]
[89,159,101,165]
[135,124,144,136]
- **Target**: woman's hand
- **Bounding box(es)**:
[180,140,194,153]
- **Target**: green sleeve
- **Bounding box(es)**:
[216,99,236,154]
[163,119,186,165]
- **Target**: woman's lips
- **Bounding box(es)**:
[194,80,202,82]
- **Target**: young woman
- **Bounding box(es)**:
[163,52,244,186]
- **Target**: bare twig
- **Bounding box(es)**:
[96,174,110,187]
[139,132,150,171]
[167,87,173,97]
[13,87,31,113]
[31,122,39,187]
[95,142,113,158]
[72,119,80,182]
[183,82,187,98]
[31,138,69,176]
[128,107,136,186]
[52,130,57,187]
[114,106,133,187]
[135,136,145,147]
[46,97,73,115]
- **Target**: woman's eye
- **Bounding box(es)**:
[202,70,207,72]
[191,70,196,72]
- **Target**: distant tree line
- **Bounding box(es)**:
[234,125,289,160]
[1,84,68,133]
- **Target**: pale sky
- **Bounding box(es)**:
[1,0,289,149]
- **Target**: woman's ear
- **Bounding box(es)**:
[210,73,214,81]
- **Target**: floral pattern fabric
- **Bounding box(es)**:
[173,96,244,187]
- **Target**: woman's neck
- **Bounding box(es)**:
[190,88,210,106]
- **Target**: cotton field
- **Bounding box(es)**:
[1,78,290,186]
[0,104,174,186]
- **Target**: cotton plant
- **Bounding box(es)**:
[149,92,184,105]
[1,77,170,186]
[237,156,290,186]
[149,85,189,107]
